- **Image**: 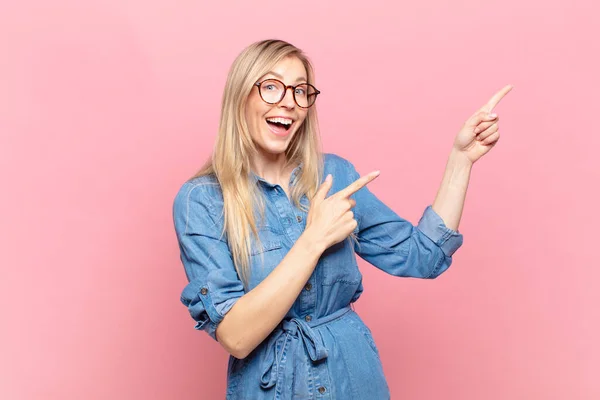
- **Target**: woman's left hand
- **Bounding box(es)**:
[453,85,513,164]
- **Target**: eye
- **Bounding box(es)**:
[265,84,277,91]
[295,87,306,96]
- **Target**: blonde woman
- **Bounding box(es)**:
[172,39,511,399]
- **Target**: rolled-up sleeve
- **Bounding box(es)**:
[342,157,464,279]
[416,205,464,257]
[173,181,246,341]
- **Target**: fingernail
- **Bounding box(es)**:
[474,127,480,134]
[326,174,331,181]
[374,170,380,176]
[488,113,497,119]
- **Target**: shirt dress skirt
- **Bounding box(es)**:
[173,153,464,399]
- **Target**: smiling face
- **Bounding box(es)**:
[244,56,309,160]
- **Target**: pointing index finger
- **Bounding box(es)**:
[481,84,513,113]
[337,170,380,198]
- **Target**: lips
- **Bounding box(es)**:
[265,119,293,136]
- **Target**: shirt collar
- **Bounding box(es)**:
[251,162,303,187]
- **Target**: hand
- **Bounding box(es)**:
[305,170,380,251]
[453,85,513,164]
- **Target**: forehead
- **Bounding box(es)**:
[262,56,307,83]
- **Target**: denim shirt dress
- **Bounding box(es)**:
[172,153,464,399]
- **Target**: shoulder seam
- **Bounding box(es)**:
[181,181,220,235]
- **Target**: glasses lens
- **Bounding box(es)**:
[259,80,285,104]
[295,84,318,108]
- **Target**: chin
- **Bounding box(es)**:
[260,132,293,152]
[261,142,288,155]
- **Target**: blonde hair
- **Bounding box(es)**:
[189,39,354,289]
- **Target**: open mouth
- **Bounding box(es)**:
[266,117,293,135]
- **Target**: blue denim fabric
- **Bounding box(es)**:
[173,153,464,399]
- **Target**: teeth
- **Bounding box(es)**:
[266,117,292,126]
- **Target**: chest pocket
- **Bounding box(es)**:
[247,225,285,289]
[320,235,362,286]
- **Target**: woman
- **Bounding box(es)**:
[172,39,512,399]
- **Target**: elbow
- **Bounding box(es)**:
[232,346,251,360]
[223,339,252,360]
[230,335,258,359]
[223,343,247,359]
[216,324,252,359]
[424,252,452,279]
[425,271,442,279]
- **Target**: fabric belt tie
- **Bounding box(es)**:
[259,306,352,389]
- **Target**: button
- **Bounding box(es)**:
[305,315,312,322]
[318,386,326,394]
[200,287,208,295]
[304,283,312,291]
[296,215,303,223]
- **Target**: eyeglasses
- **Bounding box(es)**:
[254,79,320,108]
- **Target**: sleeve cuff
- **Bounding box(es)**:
[417,205,464,257]
[184,274,244,342]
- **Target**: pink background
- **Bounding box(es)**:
[1,0,598,399]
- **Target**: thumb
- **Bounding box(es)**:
[466,110,497,129]
[314,174,332,202]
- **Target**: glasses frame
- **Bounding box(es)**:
[254,78,321,109]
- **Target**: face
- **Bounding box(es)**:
[244,56,309,160]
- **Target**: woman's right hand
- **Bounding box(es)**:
[304,170,381,251]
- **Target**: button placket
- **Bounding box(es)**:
[298,273,316,317]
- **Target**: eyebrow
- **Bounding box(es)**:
[263,71,307,83]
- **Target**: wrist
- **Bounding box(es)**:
[299,228,327,257]
[449,147,474,170]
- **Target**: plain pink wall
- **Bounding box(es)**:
[1,0,598,399]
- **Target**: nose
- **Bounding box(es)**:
[278,86,296,109]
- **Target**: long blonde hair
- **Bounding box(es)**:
[188,39,326,289]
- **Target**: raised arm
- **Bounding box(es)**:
[434,84,514,229]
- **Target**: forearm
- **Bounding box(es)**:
[216,231,325,359]
[431,148,473,231]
